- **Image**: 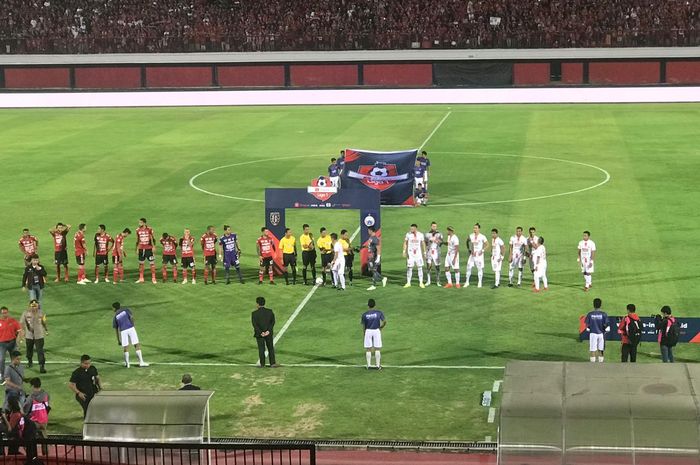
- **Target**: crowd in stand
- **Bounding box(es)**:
[1,0,698,53]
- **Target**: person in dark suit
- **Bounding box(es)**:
[179,373,200,390]
[252,297,278,368]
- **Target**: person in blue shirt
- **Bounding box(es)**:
[328,158,340,188]
[218,225,244,285]
[361,299,386,370]
[416,150,431,187]
[112,302,148,368]
[584,298,609,363]
[414,161,426,190]
[337,150,346,174]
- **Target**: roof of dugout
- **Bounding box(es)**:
[84,391,214,443]
[499,361,700,465]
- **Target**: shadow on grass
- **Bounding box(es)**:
[278,347,412,365]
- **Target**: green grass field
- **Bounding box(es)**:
[0,104,699,441]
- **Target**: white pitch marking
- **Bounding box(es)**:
[485,436,492,442]
[188,154,325,202]
[272,285,320,346]
[492,380,503,392]
[418,111,451,151]
[487,408,497,423]
[43,360,504,369]
[427,151,611,207]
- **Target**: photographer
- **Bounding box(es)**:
[654,306,678,363]
[618,304,641,362]
[3,351,27,411]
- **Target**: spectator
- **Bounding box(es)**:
[21,255,47,303]
[655,306,678,363]
[179,374,201,391]
[0,307,22,377]
[2,397,24,455]
[618,303,641,363]
[68,354,101,418]
[20,300,48,373]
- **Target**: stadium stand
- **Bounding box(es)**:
[1,0,699,54]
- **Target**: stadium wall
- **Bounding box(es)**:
[1,49,699,90]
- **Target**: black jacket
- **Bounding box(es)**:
[22,265,47,288]
[252,307,275,338]
[179,384,201,391]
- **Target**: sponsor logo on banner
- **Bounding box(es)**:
[307,176,338,202]
[269,211,281,226]
[356,162,401,192]
[363,214,376,227]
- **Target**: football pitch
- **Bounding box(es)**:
[1,103,699,441]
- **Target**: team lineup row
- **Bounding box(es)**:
[18,218,597,293]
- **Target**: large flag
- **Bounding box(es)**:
[341,148,417,205]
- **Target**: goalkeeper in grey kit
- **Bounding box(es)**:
[365,227,387,291]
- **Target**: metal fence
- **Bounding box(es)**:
[0,438,315,465]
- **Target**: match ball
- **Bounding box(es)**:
[315,277,323,285]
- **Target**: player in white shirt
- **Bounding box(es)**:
[403,224,426,288]
[330,233,346,290]
[465,223,489,288]
[424,222,443,286]
[532,236,548,292]
[490,228,505,289]
[577,230,597,291]
[508,226,528,287]
[526,227,540,287]
[443,226,461,288]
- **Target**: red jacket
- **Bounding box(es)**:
[618,313,641,344]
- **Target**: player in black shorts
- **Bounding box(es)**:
[341,229,355,286]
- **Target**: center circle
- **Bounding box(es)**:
[189,151,610,206]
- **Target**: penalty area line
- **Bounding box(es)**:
[44,361,505,370]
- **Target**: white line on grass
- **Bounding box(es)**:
[492,380,503,392]
[44,361,505,369]
[418,111,451,151]
[487,408,497,423]
[273,285,319,345]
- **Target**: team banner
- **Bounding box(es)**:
[578,316,700,343]
[340,148,418,206]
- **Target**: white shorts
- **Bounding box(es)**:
[364,329,383,349]
[332,259,345,272]
[120,327,139,347]
[414,177,424,188]
[491,257,503,272]
[534,263,547,279]
[444,253,459,269]
[589,332,605,352]
[467,254,484,270]
[407,253,424,267]
[510,254,524,270]
[329,176,340,187]
[426,248,440,265]
[581,260,594,274]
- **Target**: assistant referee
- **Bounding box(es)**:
[300,224,317,285]
[279,228,297,285]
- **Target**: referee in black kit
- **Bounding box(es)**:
[252,297,278,368]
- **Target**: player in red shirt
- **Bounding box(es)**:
[93,224,114,283]
[74,223,89,284]
[112,228,132,284]
[256,227,276,284]
[48,223,71,283]
[135,218,157,284]
[180,229,196,284]
[18,229,39,267]
[200,226,218,285]
[160,232,178,283]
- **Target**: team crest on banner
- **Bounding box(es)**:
[307,176,337,202]
[341,148,418,205]
[357,162,400,192]
[269,211,281,226]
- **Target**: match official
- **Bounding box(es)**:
[361,299,386,370]
[252,297,278,368]
[300,224,317,285]
[279,228,297,285]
